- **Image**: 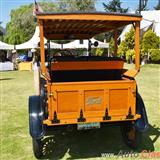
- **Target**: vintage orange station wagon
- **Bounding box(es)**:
[28,12,149,159]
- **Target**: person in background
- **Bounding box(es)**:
[31,48,41,95]
[28,50,33,61]
[11,49,18,70]
[31,48,38,63]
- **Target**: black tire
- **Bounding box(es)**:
[29,95,45,139]
[40,78,48,119]
[135,93,149,132]
[121,123,142,149]
[32,138,43,159]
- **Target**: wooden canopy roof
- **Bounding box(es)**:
[37,12,142,40]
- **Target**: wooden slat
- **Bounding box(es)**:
[37,14,142,21]
[39,21,46,74]
[135,22,140,71]
[51,61,124,71]
[44,26,114,33]
[38,13,142,40]
[43,20,124,29]
[42,20,133,40]
[45,33,95,39]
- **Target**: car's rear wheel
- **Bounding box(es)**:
[32,138,43,159]
[121,123,141,149]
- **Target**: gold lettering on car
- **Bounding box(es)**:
[86,97,102,105]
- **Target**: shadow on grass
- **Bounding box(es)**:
[0,78,14,81]
[39,124,159,159]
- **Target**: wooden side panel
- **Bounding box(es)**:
[57,91,79,113]
[51,61,124,71]
[47,80,137,124]
[109,89,128,115]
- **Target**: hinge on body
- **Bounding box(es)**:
[48,92,53,97]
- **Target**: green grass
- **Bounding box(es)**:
[0,64,160,160]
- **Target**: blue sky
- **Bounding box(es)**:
[0,0,159,28]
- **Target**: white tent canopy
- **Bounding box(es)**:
[15,26,61,50]
[0,41,14,50]
[15,26,109,50]
[63,38,109,49]
[120,10,160,41]
[16,27,40,49]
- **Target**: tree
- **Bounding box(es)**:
[154,0,160,10]
[4,2,58,45]
[141,29,160,57]
[0,27,3,41]
[58,0,96,12]
[0,22,4,41]
[99,0,128,42]
[150,49,160,63]
[126,49,135,63]
[118,27,135,62]
[55,0,96,44]
[136,0,148,13]
[96,48,105,56]
[103,0,128,13]
[0,26,3,36]
[109,38,115,55]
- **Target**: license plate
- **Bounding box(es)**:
[77,122,100,130]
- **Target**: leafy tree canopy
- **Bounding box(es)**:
[103,0,128,13]
[96,48,105,56]
[5,0,97,45]
[150,49,160,63]
[0,22,4,40]
[126,49,135,63]
[54,0,96,44]
[57,0,96,12]
[109,38,115,55]
[0,26,3,36]
[136,0,148,12]
[96,0,128,42]
[118,27,135,57]
[4,2,58,45]
[141,29,160,56]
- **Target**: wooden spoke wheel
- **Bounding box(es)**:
[121,123,141,149]
[32,138,43,159]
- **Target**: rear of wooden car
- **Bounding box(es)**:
[45,58,138,125]
[28,13,149,159]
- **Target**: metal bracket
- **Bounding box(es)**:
[103,108,111,120]
[78,109,86,122]
[52,111,60,123]
[126,107,134,119]
[48,92,54,97]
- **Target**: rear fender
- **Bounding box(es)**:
[29,95,45,139]
[135,93,149,132]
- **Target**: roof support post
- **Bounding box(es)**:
[114,28,118,56]
[39,20,46,75]
[135,21,140,71]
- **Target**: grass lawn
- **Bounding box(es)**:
[0,64,160,160]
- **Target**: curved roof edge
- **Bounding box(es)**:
[37,12,142,18]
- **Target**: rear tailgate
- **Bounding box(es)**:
[46,80,138,125]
